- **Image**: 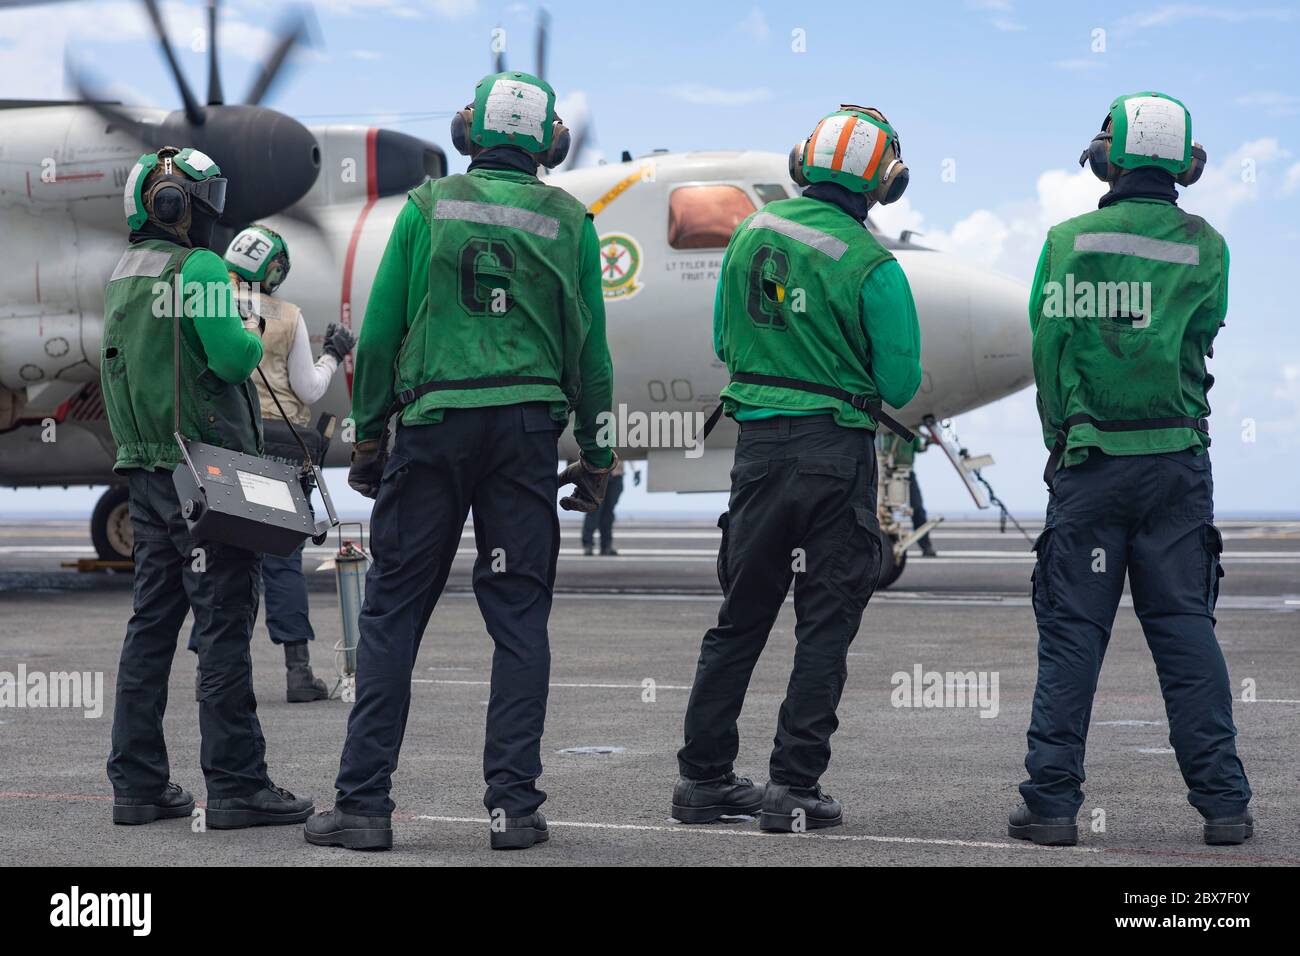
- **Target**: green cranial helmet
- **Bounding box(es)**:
[469,71,558,154]
[1104,92,1194,175]
[789,106,909,204]
[225,224,290,293]
[123,146,224,230]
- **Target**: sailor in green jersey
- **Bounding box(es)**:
[1010,94,1252,849]
[671,106,921,833]
[307,73,615,853]
[103,147,314,830]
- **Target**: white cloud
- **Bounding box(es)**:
[1235,90,1300,117]
[0,1,280,100]
[737,7,770,42]
[875,165,1103,278]
[312,0,474,17]
[667,84,771,107]
[1054,57,1106,71]
[1182,138,1292,222]
[1119,4,1297,31]
[966,0,1027,31]
[1283,162,1300,196]
[876,140,1291,278]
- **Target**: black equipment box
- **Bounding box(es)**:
[174,440,328,557]
[167,306,338,557]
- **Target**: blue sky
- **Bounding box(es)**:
[1,0,1297,517]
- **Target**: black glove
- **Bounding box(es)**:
[558,452,618,513]
[323,322,357,362]
[348,440,384,499]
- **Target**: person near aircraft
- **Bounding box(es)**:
[1010,93,1252,848]
[581,458,625,555]
[183,225,354,703]
[102,146,314,829]
[305,72,615,852]
[671,106,922,832]
[881,432,936,556]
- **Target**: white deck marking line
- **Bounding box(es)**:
[412,814,1101,853]
[412,679,692,690]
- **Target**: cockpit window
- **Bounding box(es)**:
[753,183,789,205]
[667,185,756,250]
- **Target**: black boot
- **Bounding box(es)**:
[304,808,393,850]
[1204,811,1254,846]
[207,783,314,829]
[284,642,329,703]
[671,772,763,823]
[490,811,550,850]
[113,781,195,825]
[583,543,594,556]
[759,783,843,832]
[1008,804,1078,846]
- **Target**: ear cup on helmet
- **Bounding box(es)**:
[1178,141,1207,186]
[873,160,909,205]
[450,107,474,156]
[788,140,810,187]
[1080,133,1114,182]
[149,182,188,224]
[540,121,570,168]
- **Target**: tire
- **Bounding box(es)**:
[91,485,133,563]
[876,530,906,590]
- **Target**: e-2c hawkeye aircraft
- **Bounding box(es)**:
[0,1,1031,587]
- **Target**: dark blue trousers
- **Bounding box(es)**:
[1021,449,1251,819]
[334,403,561,817]
[108,469,269,799]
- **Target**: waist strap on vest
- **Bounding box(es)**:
[1042,412,1210,487]
[701,372,915,443]
[382,374,562,428]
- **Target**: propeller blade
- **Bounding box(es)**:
[64,57,155,148]
[276,204,336,262]
[244,10,310,106]
[141,0,205,125]
[567,121,591,169]
[535,8,549,82]
[206,0,223,105]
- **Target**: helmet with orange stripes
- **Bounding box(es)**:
[789,106,909,204]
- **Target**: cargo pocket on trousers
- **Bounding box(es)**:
[848,506,882,608]
[1203,522,1225,615]
[1030,527,1054,612]
[371,453,411,557]
[716,512,731,594]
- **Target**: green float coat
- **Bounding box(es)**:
[101,239,263,474]
[1030,197,1228,468]
[715,195,921,429]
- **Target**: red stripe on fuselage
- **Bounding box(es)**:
[339,127,381,396]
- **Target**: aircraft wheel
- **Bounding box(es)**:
[91,485,133,563]
[876,530,907,590]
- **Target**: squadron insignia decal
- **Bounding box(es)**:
[599,233,643,301]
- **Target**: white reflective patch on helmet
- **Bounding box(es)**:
[182,148,218,175]
[123,161,146,221]
[1123,96,1186,162]
[226,227,275,278]
[808,113,887,180]
[482,77,547,142]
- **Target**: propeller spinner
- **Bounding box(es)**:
[68,0,321,227]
